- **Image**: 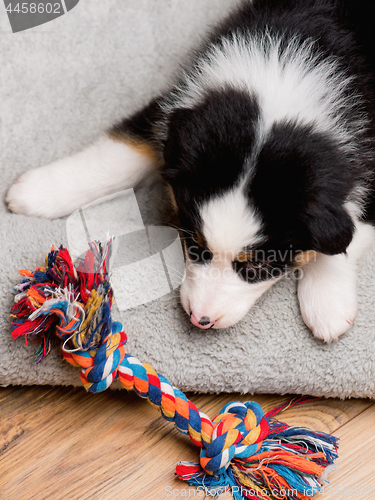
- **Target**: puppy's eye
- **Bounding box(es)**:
[246,259,264,269]
[233,258,270,284]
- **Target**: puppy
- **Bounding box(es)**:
[7,0,375,341]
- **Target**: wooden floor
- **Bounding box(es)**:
[1,386,375,500]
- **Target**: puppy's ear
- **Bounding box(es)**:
[252,122,355,255]
[301,203,354,255]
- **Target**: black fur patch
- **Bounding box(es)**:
[250,121,355,256]
[162,88,260,192]
[109,98,164,145]
[162,88,260,240]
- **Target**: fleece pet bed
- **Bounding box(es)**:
[1,0,375,398]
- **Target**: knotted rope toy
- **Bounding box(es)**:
[10,239,339,500]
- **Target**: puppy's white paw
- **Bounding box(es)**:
[6,164,81,219]
[298,255,358,343]
[299,292,357,343]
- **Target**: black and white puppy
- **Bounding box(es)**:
[7,0,375,341]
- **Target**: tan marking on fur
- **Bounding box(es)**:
[294,250,317,267]
[195,230,206,249]
[235,250,318,268]
[107,131,161,164]
[236,251,253,263]
[166,183,178,212]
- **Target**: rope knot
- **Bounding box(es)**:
[200,401,269,475]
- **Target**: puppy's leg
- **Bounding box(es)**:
[298,220,375,342]
[6,100,163,219]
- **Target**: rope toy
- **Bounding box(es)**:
[10,239,339,500]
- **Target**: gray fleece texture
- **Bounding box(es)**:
[1,0,375,398]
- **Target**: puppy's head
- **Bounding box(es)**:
[162,89,355,329]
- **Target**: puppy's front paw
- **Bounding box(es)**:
[7,168,49,218]
[300,297,357,343]
[298,261,358,342]
[6,163,81,219]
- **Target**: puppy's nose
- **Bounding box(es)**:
[190,313,215,329]
[199,316,211,326]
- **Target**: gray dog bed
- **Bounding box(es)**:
[1,0,375,398]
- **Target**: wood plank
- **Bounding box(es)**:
[0,386,373,500]
[316,403,375,499]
